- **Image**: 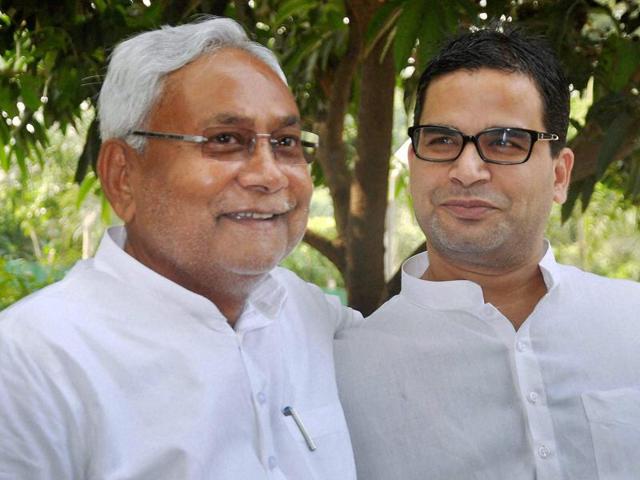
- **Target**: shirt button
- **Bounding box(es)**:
[537,445,552,459]
[516,341,527,352]
[256,392,267,405]
[527,392,539,404]
[268,456,278,470]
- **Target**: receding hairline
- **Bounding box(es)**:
[145,47,295,130]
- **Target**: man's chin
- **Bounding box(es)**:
[223,253,287,277]
[427,221,509,257]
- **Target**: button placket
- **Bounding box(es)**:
[237,334,278,473]
[513,325,563,479]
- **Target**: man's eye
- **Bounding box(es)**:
[490,138,525,150]
[276,135,299,148]
[426,135,457,146]
[485,130,529,151]
[210,132,243,144]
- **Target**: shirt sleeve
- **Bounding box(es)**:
[322,292,364,334]
[0,327,83,480]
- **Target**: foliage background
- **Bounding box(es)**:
[1,0,639,311]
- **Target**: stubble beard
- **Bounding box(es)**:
[425,214,526,270]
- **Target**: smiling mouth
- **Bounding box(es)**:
[222,211,286,221]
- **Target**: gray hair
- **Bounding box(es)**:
[98,16,287,150]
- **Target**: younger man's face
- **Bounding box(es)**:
[409,68,573,269]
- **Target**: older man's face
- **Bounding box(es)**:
[122,49,312,288]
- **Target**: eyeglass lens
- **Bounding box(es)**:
[200,127,315,164]
[414,126,533,164]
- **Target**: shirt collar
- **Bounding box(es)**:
[400,241,561,311]
[93,226,287,331]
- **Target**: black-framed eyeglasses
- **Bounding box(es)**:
[407,125,559,165]
[130,127,319,165]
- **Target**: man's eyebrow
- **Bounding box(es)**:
[210,113,251,125]
[422,123,458,130]
[281,115,301,127]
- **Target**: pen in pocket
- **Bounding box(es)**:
[283,405,317,452]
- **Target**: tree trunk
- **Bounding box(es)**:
[346,40,395,315]
[315,4,362,240]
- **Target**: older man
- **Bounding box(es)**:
[336,28,640,480]
[0,18,360,480]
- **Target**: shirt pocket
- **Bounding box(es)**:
[283,402,350,445]
[283,402,355,480]
[581,387,640,480]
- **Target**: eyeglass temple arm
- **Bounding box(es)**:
[538,132,559,141]
[131,131,208,143]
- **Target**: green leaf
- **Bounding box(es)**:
[597,36,640,93]
[15,145,28,181]
[100,189,111,225]
[0,84,19,117]
[562,178,584,222]
[580,176,597,212]
[365,0,405,47]
[274,0,318,25]
[393,0,428,73]
[596,110,635,178]
[0,143,7,171]
[415,1,445,73]
[452,0,480,19]
[0,121,9,147]
[93,0,107,13]
[19,74,42,111]
[76,174,98,208]
[282,35,324,73]
[627,153,640,202]
[74,117,100,183]
[393,164,409,199]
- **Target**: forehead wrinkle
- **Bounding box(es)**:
[204,113,301,129]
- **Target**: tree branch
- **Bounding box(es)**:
[302,229,346,274]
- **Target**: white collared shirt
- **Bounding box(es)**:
[0,227,362,480]
[335,246,640,480]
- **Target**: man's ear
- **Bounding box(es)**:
[552,147,575,204]
[97,139,138,223]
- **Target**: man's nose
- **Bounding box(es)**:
[448,140,491,187]
[237,136,289,193]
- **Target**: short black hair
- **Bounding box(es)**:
[413,27,569,156]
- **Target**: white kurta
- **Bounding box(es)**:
[0,227,362,480]
[335,246,640,480]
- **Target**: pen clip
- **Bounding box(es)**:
[283,405,317,452]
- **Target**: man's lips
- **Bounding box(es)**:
[219,207,292,221]
[439,199,498,220]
